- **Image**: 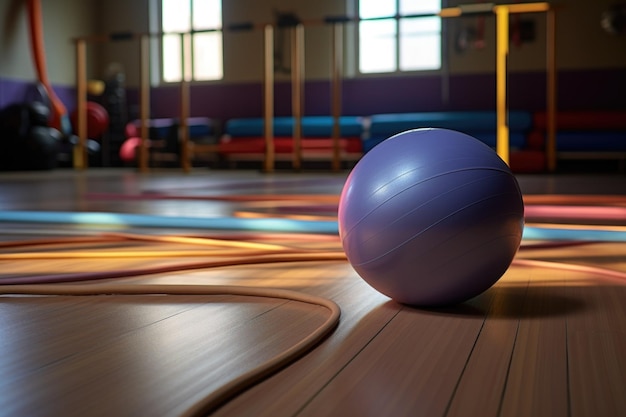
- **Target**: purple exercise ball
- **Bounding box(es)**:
[338,128,524,306]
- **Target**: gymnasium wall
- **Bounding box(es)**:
[1,0,625,119]
[99,0,626,119]
[0,0,98,108]
[446,0,626,73]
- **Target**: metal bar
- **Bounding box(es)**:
[546,8,557,172]
[291,24,304,171]
[331,23,343,172]
[180,33,191,173]
[495,6,509,165]
[263,25,275,173]
[139,34,150,172]
[74,39,87,170]
[503,2,550,14]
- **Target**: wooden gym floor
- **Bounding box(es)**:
[0,168,625,417]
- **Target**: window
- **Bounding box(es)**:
[359,0,441,74]
[161,0,223,82]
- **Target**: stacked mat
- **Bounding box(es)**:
[529,111,626,152]
[363,111,533,153]
[219,116,365,156]
[125,117,217,141]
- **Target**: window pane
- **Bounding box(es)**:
[400,17,441,70]
[360,19,396,73]
[400,34,440,70]
[163,34,182,82]
[359,0,395,19]
[401,16,441,34]
[193,32,223,80]
[162,0,190,32]
[400,0,441,15]
[193,0,221,30]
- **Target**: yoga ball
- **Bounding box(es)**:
[24,126,60,170]
[70,101,110,139]
[338,128,524,306]
[119,137,141,162]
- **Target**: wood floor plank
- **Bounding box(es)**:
[0,296,200,381]
[498,270,570,417]
[446,277,528,417]
[1,170,626,417]
[294,304,485,417]
[568,329,626,417]
[212,273,397,417]
[567,281,626,417]
[0,296,327,417]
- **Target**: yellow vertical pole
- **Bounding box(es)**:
[75,38,87,169]
[180,33,191,173]
[139,34,150,172]
[263,25,275,172]
[331,22,343,172]
[291,24,304,171]
[495,6,510,165]
[546,8,557,172]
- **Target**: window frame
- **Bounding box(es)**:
[357,0,442,75]
[159,0,224,83]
